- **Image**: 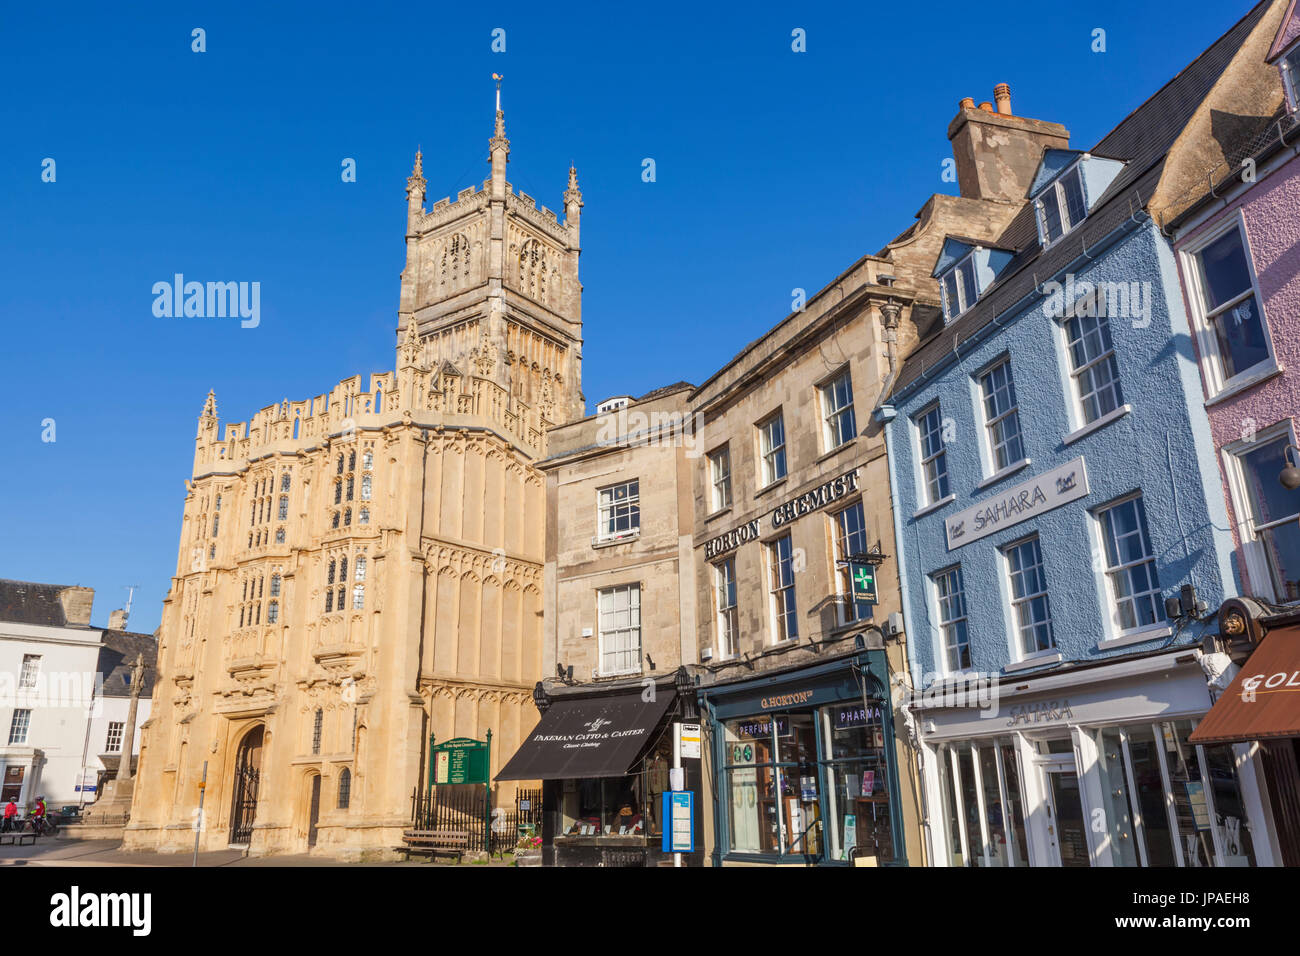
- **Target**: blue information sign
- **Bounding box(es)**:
[661,791,694,854]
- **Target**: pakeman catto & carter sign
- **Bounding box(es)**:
[703,467,861,559]
[945,457,1089,550]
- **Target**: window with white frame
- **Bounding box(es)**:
[1186,220,1271,388]
[940,254,980,321]
[767,534,799,642]
[1002,536,1055,656]
[933,566,971,672]
[105,721,125,753]
[18,655,40,690]
[758,413,787,486]
[1282,42,1300,112]
[709,446,733,512]
[1035,164,1087,246]
[713,557,738,658]
[978,360,1025,471]
[1095,494,1163,633]
[1231,432,1300,602]
[1064,305,1123,425]
[597,481,640,541]
[8,709,30,745]
[916,403,950,504]
[820,370,857,450]
[598,584,642,675]
[833,501,871,623]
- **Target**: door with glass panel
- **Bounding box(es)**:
[1043,767,1090,867]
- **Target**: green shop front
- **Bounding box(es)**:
[700,648,906,866]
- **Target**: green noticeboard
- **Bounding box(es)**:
[432,737,490,785]
[849,560,878,605]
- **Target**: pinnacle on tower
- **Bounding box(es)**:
[406,148,426,197]
[201,389,217,419]
[564,165,583,207]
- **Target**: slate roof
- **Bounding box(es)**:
[890,0,1273,398]
[97,630,158,698]
[0,578,84,628]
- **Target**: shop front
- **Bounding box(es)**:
[496,676,704,867]
[699,648,907,866]
[1190,610,1300,866]
[918,647,1277,867]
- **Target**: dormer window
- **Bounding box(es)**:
[940,253,979,321]
[1035,163,1087,246]
[933,237,1014,324]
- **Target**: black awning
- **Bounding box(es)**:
[495,688,675,781]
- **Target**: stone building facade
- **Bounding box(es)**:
[125,103,584,858]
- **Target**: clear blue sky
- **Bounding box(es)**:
[0,0,1259,633]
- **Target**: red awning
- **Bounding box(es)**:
[1191,627,1300,745]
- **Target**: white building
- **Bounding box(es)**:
[0,580,155,811]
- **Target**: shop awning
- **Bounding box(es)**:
[1190,627,1300,745]
[495,688,675,781]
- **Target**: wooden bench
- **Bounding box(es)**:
[396,829,469,863]
[0,824,36,846]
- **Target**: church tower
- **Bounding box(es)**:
[124,86,575,860]
[397,81,584,427]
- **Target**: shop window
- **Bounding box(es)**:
[719,702,895,864]
[937,739,1029,867]
[1122,724,1178,866]
[1163,720,1215,867]
[558,734,671,842]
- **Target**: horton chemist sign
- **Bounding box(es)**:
[432,736,490,785]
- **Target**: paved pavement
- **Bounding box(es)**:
[0,837,517,867]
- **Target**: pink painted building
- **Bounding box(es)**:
[1172,0,1300,607]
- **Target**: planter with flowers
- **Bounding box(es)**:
[513,835,543,867]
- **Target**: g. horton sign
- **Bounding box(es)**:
[945,457,1089,550]
[703,467,861,559]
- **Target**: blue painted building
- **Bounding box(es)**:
[876,2,1285,867]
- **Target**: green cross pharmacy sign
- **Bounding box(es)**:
[849,560,878,606]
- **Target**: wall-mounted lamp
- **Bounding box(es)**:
[1280,444,1300,491]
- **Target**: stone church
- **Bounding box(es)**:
[125,100,584,858]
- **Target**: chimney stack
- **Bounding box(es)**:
[994,83,1012,115]
[58,586,94,627]
[108,608,128,631]
[948,85,1069,202]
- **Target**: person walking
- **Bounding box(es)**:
[2,798,16,833]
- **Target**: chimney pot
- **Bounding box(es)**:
[994,83,1012,115]
[959,96,975,110]
[978,101,994,112]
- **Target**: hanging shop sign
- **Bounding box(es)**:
[945,457,1089,550]
[848,559,878,605]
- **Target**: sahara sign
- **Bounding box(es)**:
[944,457,1089,550]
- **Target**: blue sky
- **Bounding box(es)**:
[0,0,1260,633]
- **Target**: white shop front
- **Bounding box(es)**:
[914,647,1278,867]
